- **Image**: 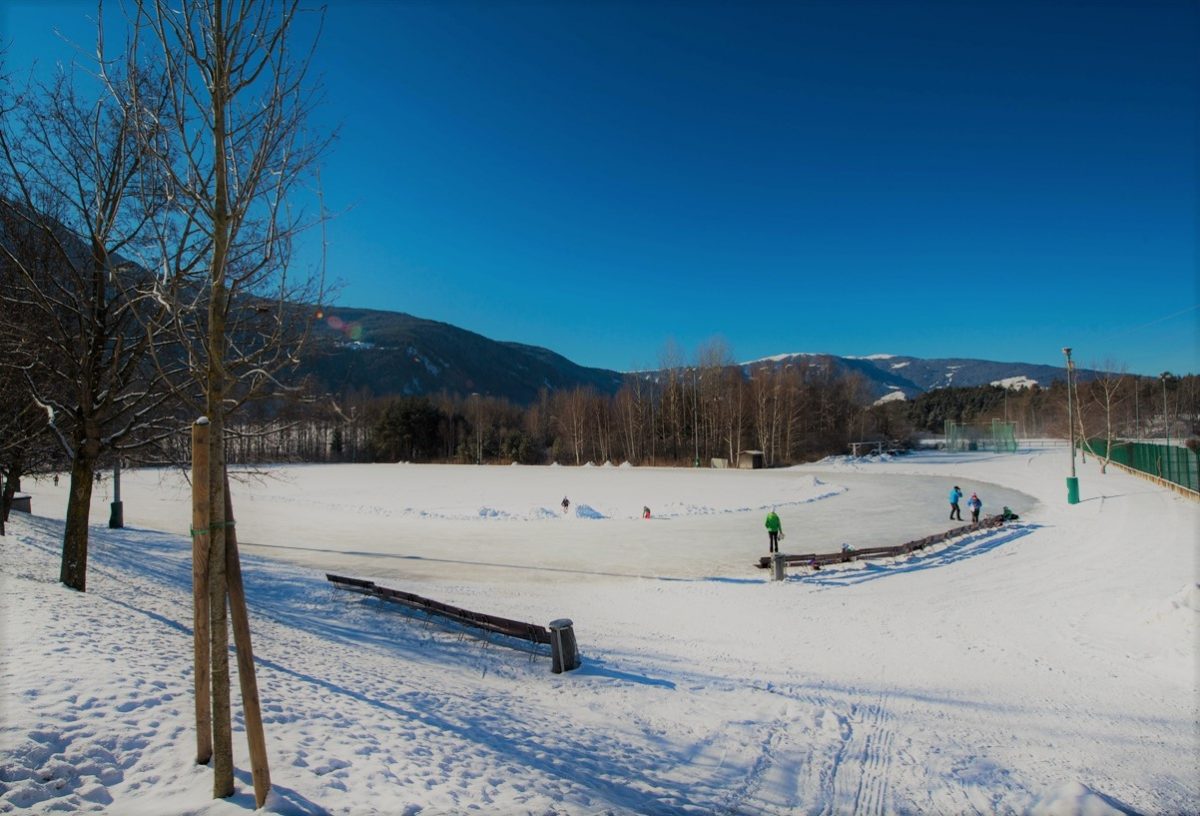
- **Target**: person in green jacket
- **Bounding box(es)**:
[765,509,782,553]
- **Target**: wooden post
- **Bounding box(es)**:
[223,473,271,807]
[209,459,233,798]
[191,418,212,765]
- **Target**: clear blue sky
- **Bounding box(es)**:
[4,0,1197,375]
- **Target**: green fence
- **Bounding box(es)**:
[1084,439,1199,494]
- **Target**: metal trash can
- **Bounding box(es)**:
[548,618,579,674]
[1066,476,1080,505]
[771,552,787,582]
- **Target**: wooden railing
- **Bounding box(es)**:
[756,513,1008,571]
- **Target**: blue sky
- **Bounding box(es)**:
[4,0,1197,375]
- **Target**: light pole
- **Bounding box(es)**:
[692,368,700,467]
[1161,373,1171,482]
[1134,381,1140,440]
[471,393,481,465]
[108,458,123,528]
[1063,347,1079,504]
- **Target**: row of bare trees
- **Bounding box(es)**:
[214,366,1200,470]
[217,356,871,467]
[538,358,868,466]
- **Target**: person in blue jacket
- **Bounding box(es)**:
[948,485,963,521]
[967,491,982,523]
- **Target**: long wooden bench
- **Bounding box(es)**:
[326,573,578,672]
[756,513,1007,570]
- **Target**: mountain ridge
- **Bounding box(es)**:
[740,352,1086,402]
[302,305,1098,404]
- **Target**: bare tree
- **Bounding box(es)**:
[696,337,733,465]
[614,378,643,463]
[1078,362,1128,473]
[0,62,179,589]
[553,386,589,464]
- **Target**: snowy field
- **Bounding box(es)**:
[1,448,1197,815]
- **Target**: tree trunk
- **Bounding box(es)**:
[60,450,97,591]
[208,1,234,791]
[208,311,233,798]
[1,453,22,524]
[191,419,213,765]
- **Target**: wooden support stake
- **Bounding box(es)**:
[191,418,213,765]
[224,473,271,807]
[209,460,233,798]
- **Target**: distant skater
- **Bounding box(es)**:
[967,492,982,523]
[765,508,782,553]
[643,506,651,519]
[561,496,570,515]
[948,485,963,521]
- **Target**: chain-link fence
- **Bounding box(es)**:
[944,420,1019,453]
[1084,439,1199,494]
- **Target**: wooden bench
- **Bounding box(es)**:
[326,573,577,672]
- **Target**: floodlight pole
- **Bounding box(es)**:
[471,392,481,465]
[693,368,700,467]
[1161,373,1170,481]
[1063,347,1079,504]
[108,458,124,529]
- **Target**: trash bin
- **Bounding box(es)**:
[548,619,579,674]
[1066,476,1079,505]
[771,552,787,582]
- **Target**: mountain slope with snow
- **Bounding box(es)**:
[302,305,1106,404]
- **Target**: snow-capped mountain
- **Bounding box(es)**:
[741,352,1085,400]
[301,307,1085,404]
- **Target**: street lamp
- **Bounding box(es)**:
[471,392,481,465]
[1063,347,1079,504]
[108,457,124,529]
[692,368,700,467]
[1134,382,1140,440]
[1161,373,1171,482]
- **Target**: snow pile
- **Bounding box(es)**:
[2,448,1197,814]
[992,375,1039,390]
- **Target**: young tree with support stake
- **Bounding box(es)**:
[112,0,330,804]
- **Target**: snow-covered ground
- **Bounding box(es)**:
[1,448,1196,815]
